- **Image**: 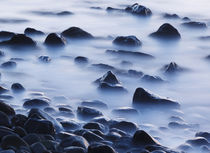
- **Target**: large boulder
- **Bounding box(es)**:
[125,3,152,16]
[150,23,181,40]
[113,36,142,47]
[132,87,180,109]
[61,27,94,39]
[44,33,65,47]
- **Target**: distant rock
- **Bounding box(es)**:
[23,99,50,109]
[77,106,103,120]
[125,3,152,16]
[161,62,186,74]
[141,74,164,83]
[57,11,73,16]
[113,36,142,47]
[1,61,17,69]
[81,100,108,109]
[132,87,180,109]
[182,21,207,29]
[112,107,139,116]
[24,28,44,36]
[61,27,94,39]
[44,33,65,47]
[163,13,180,19]
[150,23,181,40]
[74,56,89,65]
[38,56,51,63]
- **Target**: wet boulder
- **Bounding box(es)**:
[77,106,103,120]
[0,31,15,40]
[81,100,108,109]
[38,56,51,63]
[88,144,116,153]
[61,27,94,39]
[125,3,152,16]
[132,130,159,146]
[161,62,185,74]
[94,71,127,92]
[132,87,180,109]
[1,61,17,69]
[150,23,181,40]
[0,34,36,48]
[24,28,45,36]
[11,114,27,127]
[74,56,89,65]
[82,131,104,143]
[113,35,142,47]
[0,101,15,116]
[44,33,65,47]
[23,99,50,109]
[11,83,25,92]
[182,21,207,29]
[109,121,138,134]
[31,142,49,153]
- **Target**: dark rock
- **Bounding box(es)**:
[23,134,41,145]
[1,61,17,69]
[168,121,190,129]
[88,144,116,153]
[132,130,159,146]
[74,56,89,65]
[161,62,185,74]
[82,131,104,143]
[91,117,109,126]
[23,99,50,109]
[41,140,58,151]
[106,50,154,59]
[77,106,103,120]
[11,83,25,92]
[200,36,210,41]
[59,133,89,149]
[44,33,65,47]
[38,56,51,63]
[31,142,49,153]
[112,107,138,116]
[83,122,105,132]
[0,127,17,141]
[0,101,15,116]
[182,21,207,29]
[169,116,184,122]
[61,27,94,39]
[0,111,11,127]
[106,7,123,12]
[120,61,132,67]
[150,23,181,40]
[13,126,27,137]
[0,34,36,48]
[163,13,180,19]
[60,121,81,131]
[1,134,30,151]
[90,7,102,10]
[64,146,86,153]
[81,100,108,109]
[141,75,164,83]
[195,132,210,141]
[0,50,5,57]
[127,69,144,78]
[186,137,209,147]
[24,118,55,135]
[132,87,180,109]
[11,114,27,127]
[178,143,193,152]
[113,36,142,47]
[0,149,15,153]
[57,11,73,16]
[0,31,15,40]
[24,28,44,36]
[125,3,152,16]
[91,63,115,71]
[110,121,138,134]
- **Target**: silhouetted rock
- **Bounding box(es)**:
[1,61,17,69]
[125,3,152,16]
[0,111,11,127]
[163,13,180,19]
[24,28,45,36]
[113,36,142,47]
[11,114,27,127]
[81,100,108,109]
[0,101,15,116]
[150,23,181,40]
[44,33,65,47]
[23,99,50,109]
[0,34,36,48]
[182,21,207,29]
[61,27,94,39]
[11,83,25,92]
[132,87,180,109]
[74,56,89,65]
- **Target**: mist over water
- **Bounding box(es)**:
[0,0,210,151]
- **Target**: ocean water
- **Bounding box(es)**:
[0,0,210,150]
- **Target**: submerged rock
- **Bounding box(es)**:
[94,71,127,92]
[0,34,36,48]
[74,56,89,65]
[195,132,210,141]
[132,87,180,109]
[88,144,116,153]
[141,75,164,83]
[24,27,45,36]
[0,101,15,116]
[38,56,51,63]
[163,13,180,19]
[11,83,25,92]
[77,106,103,120]
[44,33,65,47]
[125,3,152,16]
[91,63,115,71]
[150,23,181,40]
[112,107,139,116]
[57,11,73,16]
[113,36,142,47]
[161,62,186,74]
[1,61,17,69]
[81,100,108,109]
[182,21,207,29]
[61,27,94,39]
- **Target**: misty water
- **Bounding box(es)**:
[0,0,210,151]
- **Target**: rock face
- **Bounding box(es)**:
[125,3,152,16]
[44,33,65,47]
[61,27,94,39]
[113,36,142,47]
[94,71,127,92]
[182,21,207,29]
[150,23,181,40]
[132,87,180,109]
[24,28,45,36]
[0,34,36,48]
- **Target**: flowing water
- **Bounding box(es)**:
[0,0,210,151]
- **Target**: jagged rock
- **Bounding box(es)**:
[61,27,94,39]
[113,36,142,47]
[132,87,180,109]
[125,3,152,16]
[161,62,185,74]
[150,23,181,40]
